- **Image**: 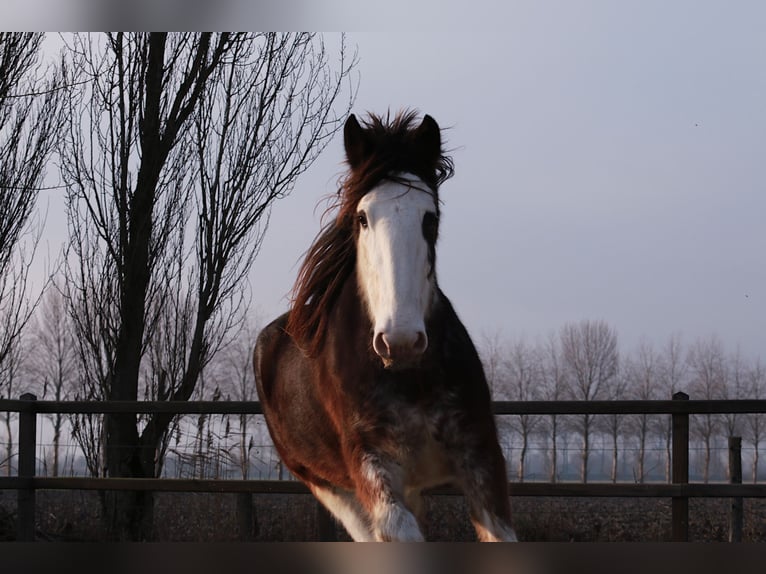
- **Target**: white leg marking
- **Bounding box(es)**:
[473,509,518,542]
[361,455,426,542]
[459,465,517,542]
[371,499,424,542]
[311,485,374,542]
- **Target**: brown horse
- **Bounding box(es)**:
[253,111,516,541]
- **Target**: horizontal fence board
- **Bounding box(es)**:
[491,399,766,415]
[1,476,765,498]
[3,398,766,501]
[0,399,265,415]
[5,396,764,543]
[4,398,766,416]
[0,477,307,494]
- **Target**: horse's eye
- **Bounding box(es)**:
[357,211,368,229]
[422,212,438,242]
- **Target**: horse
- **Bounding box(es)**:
[253,111,517,542]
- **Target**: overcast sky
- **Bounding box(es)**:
[248,5,766,360]
[26,3,766,360]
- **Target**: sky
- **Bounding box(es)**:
[253,5,766,360]
[21,2,766,360]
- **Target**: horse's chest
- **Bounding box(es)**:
[389,408,455,490]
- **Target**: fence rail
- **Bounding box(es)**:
[2,391,766,542]
[1,476,763,497]
[4,397,766,415]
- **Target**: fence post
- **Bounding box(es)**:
[671,391,689,542]
[17,393,37,541]
[729,436,743,542]
[236,492,255,541]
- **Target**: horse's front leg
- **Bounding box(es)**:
[455,440,518,542]
[354,453,425,542]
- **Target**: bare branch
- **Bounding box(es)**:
[58,32,357,540]
[0,32,65,379]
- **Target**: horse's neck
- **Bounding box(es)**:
[324,275,375,364]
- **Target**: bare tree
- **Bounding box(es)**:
[0,343,26,475]
[718,348,749,481]
[478,333,513,473]
[66,235,112,479]
[686,335,727,483]
[59,32,356,540]
[499,338,542,482]
[721,347,748,441]
[656,333,687,481]
[0,33,64,392]
[744,359,765,483]
[28,284,78,476]
[539,332,567,482]
[216,315,262,480]
[480,330,505,399]
[175,317,269,482]
[624,340,662,483]
[600,364,630,482]
[560,320,619,482]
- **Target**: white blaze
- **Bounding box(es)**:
[356,176,436,366]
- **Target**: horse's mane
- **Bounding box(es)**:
[285,110,454,357]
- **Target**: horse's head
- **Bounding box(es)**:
[344,113,447,369]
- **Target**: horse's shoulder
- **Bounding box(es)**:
[253,313,291,373]
[256,311,289,345]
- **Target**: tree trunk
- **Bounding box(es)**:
[637,416,647,484]
[3,412,11,476]
[518,431,527,483]
[239,414,249,479]
[665,428,671,483]
[52,412,62,477]
[102,33,171,541]
[549,415,558,483]
[581,415,590,483]
[52,372,64,477]
[103,416,145,539]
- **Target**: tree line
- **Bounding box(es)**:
[4,312,763,488]
[1,288,273,482]
[481,320,765,485]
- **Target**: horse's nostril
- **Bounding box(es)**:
[373,330,428,363]
[413,331,428,354]
[373,332,391,359]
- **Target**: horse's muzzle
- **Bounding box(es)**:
[373,329,428,370]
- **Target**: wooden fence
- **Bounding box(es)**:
[2,391,766,541]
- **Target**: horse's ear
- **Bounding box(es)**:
[344,114,372,169]
[414,114,442,166]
